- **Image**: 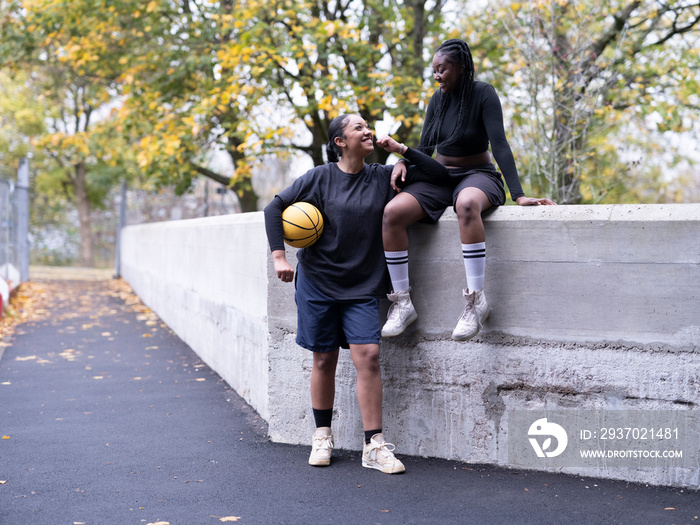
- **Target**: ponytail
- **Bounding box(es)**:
[326,114,350,163]
[325,143,340,163]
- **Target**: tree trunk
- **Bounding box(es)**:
[73,162,94,267]
[236,187,258,213]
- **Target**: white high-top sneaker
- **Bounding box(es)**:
[308,426,333,466]
[451,289,490,341]
[381,290,417,337]
[362,433,405,474]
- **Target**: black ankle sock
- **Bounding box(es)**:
[364,429,382,444]
[312,408,333,429]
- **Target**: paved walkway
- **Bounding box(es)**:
[0,273,698,524]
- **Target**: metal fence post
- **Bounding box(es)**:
[16,157,30,283]
[114,178,126,279]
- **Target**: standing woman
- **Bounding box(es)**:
[381,38,556,342]
[264,114,445,474]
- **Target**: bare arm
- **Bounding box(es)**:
[272,249,295,282]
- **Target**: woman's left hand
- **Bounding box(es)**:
[516,196,557,206]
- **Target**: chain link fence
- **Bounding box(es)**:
[0,178,19,279]
[0,158,29,292]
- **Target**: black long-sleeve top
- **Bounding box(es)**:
[264,147,446,300]
[419,81,525,202]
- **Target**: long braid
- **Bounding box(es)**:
[421,39,475,152]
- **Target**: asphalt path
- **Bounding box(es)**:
[0,278,698,525]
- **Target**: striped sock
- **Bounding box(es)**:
[462,242,486,292]
[384,250,409,292]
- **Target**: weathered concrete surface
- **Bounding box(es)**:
[121,204,700,488]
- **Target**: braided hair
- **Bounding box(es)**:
[421,39,475,151]
[325,114,351,163]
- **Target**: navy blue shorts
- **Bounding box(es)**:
[295,267,381,353]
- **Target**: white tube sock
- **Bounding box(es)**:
[462,242,485,292]
[385,250,410,292]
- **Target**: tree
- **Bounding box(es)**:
[0,70,45,165]
[233,0,444,167]
[4,0,450,216]
[0,0,136,266]
[115,0,446,211]
[471,0,700,204]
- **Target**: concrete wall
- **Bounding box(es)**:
[121,214,271,421]
[121,204,700,488]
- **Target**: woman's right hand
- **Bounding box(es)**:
[390,162,408,192]
[272,250,294,282]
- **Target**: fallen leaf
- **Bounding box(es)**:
[2,436,9,440]
[142,333,152,338]
[92,376,104,380]
[14,355,37,361]
[665,507,676,511]
[195,378,206,382]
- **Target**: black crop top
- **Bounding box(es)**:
[419,81,525,202]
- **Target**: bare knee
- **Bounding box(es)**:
[455,195,481,224]
[313,352,338,374]
[383,200,409,231]
[383,194,425,231]
[352,345,381,375]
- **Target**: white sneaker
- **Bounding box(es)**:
[451,289,490,341]
[362,433,405,474]
[381,290,417,337]
[308,427,333,467]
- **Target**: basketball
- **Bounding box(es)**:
[282,202,324,248]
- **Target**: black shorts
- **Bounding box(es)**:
[402,163,507,223]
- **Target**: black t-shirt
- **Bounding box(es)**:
[264,150,446,300]
[420,81,525,202]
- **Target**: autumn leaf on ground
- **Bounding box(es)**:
[0,282,50,343]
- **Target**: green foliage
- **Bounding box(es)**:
[2,0,699,217]
[469,0,700,204]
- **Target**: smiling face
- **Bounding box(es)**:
[432,52,462,93]
[334,115,374,156]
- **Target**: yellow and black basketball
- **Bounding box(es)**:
[282,202,324,248]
